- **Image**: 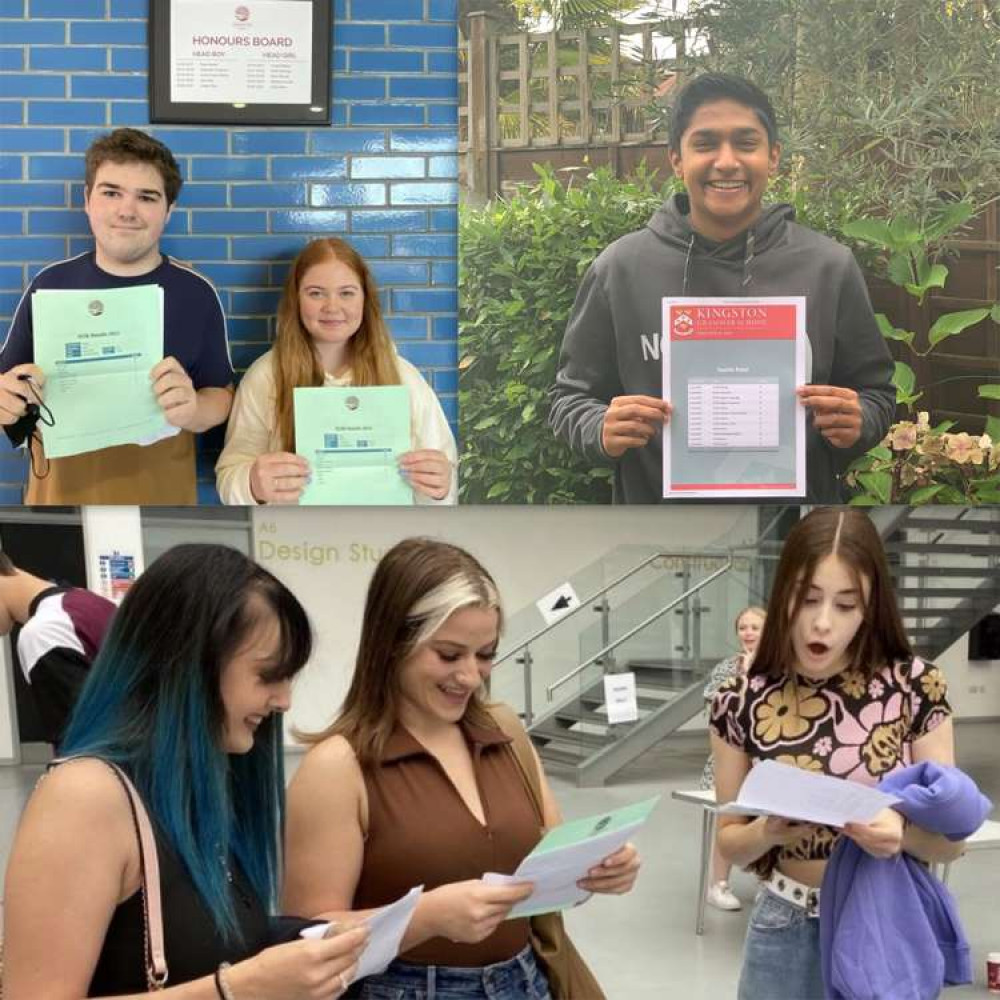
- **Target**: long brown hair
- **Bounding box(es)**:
[273,238,401,452]
[751,508,911,682]
[299,538,502,766]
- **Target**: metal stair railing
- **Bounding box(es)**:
[544,558,734,702]
[495,547,737,724]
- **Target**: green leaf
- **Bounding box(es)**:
[842,218,895,249]
[919,262,948,291]
[985,415,1000,442]
[909,485,946,504]
[889,216,920,247]
[893,362,922,407]
[927,308,990,347]
[868,445,892,462]
[893,362,916,397]
[848,495,880,506]
[991,303,1000,324]
[886,254,912,287]
[857,470,892,504]
[876,313,914,345]
[979,383,1000,400]
[937,486,968,504]
[924,202,975,242]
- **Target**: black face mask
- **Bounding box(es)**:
[3,375,54,479]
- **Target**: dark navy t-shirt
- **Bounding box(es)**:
[0,251,233,390]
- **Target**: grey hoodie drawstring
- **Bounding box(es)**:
[680,228,756,294]
[742,229,756,288]
[681,233,696,295]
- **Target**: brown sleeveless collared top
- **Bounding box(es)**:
[353,716,541,966]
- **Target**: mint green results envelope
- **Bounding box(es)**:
[294,385,413,505]
[32,286,169,459]
[482,795,660,917]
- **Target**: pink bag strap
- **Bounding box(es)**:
[50,757,168,990]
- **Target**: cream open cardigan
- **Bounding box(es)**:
[215,349,458,505]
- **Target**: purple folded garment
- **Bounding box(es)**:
[820,762,992,1000]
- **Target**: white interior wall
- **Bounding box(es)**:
[254,506,761,739]
[0,637,17,762]
[936,621,1000,720]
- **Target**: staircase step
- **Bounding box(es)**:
[895,588,1000,598]
[630,667,693,691]
[577,691,665,713]
[898,517,1000,536]
[530,720,613,748]
[887,542,1000,556]
[533,744,587,767]
[891,566,1000,578]
[555,707,608,727]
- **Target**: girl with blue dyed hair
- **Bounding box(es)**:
[1,543,366,999]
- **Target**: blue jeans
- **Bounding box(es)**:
[353,945,554,1000]
[737,887,825,1000]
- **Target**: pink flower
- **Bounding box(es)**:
[749,675,766,692]
[944,432,983,465]
[829,692,910,784]
[890,422,918,451]
[813,736,833,757]
[868,677,884,699]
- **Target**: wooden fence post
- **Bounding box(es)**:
[466,12,495,204]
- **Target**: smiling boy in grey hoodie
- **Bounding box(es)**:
[549,74,895,503]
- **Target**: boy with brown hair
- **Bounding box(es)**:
[0,128,234,504]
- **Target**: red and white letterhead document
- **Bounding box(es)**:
[662,297,806,499]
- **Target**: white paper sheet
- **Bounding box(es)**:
[300,885,422,981]
[483,797,658,917]
[604,672,639,724]
[687,380,780,449]
[718,759,900,827]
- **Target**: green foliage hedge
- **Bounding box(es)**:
[459,164,675,503]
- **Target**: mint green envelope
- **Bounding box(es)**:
[528,795,661,857]
[294,385,413,506]
[482,794,660,917]
[32,286,169,459]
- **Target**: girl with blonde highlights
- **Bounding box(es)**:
[216,238,457,505]
[284,538,641,1000]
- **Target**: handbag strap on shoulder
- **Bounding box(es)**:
[49,756,168,988]
[484,703,545,826]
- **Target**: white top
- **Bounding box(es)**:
[215,349,458,505]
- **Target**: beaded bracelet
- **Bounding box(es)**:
[214,961,236,1000]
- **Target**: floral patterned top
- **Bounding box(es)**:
[709,657,951,877]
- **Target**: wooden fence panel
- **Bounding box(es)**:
[460,20,999,429]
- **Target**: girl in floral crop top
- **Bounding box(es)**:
[709,508,964,1000]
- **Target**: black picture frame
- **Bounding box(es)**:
[149,0,331,126]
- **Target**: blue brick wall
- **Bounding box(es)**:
[0,0,459,505]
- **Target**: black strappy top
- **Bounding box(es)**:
[88,823,270,995]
